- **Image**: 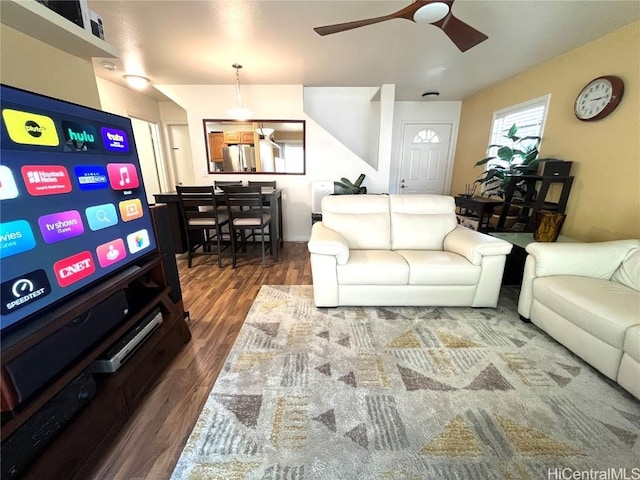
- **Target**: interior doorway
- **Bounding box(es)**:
[398,123,453,195]
[129,117,167,204]
[167,124,194,187]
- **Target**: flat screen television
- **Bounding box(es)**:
[0,84,158,335]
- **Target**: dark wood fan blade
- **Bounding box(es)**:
[433,12,488,52]
[313,1,432,36]
[314,14,397,36]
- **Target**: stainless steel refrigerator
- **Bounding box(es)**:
[222,145,255,172]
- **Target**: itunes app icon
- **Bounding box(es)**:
[107,163,139,190]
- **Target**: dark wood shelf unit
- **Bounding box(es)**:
[1,247,190,479]
[496,175,574,232]
[454,196,504,232]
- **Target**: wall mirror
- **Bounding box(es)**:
[203,119,305,174]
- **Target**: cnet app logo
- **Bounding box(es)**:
[2,109,59,146]
[21,165,72,196]
[54,251,95,287]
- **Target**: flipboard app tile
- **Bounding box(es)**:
[54,251,95,287]
[96,238,127,268]
[106,163,139,190]
[21,165,72,196]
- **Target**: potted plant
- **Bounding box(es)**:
[474,123,541,199]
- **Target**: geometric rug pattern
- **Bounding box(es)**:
[171,285,640,480]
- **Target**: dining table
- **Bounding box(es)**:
[153,188,284,261]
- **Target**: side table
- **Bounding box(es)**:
[490,232,577,285]
[454,196,503,232]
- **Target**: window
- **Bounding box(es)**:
[486,95,550,169]
[413,128,441,144]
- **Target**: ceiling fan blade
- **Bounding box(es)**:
[314,1,428,36]
[314,14,396,36]
[432,12,488,52]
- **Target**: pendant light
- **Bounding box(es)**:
[227,63,253,121]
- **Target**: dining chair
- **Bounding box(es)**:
[214,180,244,188]
[222,185,272,268]
[246,181,276,241]
[248,180,276,188]
[176,185,230,268]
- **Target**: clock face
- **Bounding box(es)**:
[575,75,624,121]
[575,79,612,119]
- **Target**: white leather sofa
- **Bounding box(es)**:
[518,240,640,399]
[307,194,513,308]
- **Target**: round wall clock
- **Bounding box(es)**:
[574,75,624,121]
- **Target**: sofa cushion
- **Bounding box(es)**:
[397,250,481,285]
[611,248,640,291]
[322,195,391,250]
[389,195,457,250]
[337,250,409,285]
[623,325,640,363]
[533,275,640,349]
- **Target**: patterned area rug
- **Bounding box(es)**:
[171,286,640,480]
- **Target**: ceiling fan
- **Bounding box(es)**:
[314,0,488,52]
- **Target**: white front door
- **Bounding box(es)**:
[398,123,452,194]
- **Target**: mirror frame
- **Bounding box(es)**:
[202,119,306,175]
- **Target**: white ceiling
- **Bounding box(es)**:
[89,1,640,102]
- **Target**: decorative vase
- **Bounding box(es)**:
[534,210,566,242]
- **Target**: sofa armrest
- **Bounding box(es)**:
[517,239,640,319]
[444,227,513,265]
[308,222,350,265]
[525,240,639,279]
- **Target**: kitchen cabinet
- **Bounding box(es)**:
[241,131,255,144]
[208,132,224,161]
[223,131,254,144]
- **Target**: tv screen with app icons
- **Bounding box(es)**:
[0,84,158,333]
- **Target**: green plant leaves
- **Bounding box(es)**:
[474,123,542,196]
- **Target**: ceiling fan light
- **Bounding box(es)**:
[413,2,450,24]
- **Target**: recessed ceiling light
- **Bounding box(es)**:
[101,61,117,71]
[422,91,440,97]
[123,74,150,90]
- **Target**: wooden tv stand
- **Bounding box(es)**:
[0,253,190,479]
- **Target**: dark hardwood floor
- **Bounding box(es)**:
[88,242,312,479]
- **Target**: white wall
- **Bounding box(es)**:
[96,80,460,242]
[389,101,462,194]
[96,78,163,122]
[303,87,381,168]
[154,84,393,241]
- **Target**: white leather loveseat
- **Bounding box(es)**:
[518,240,640,399]
[307,194,513,308]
